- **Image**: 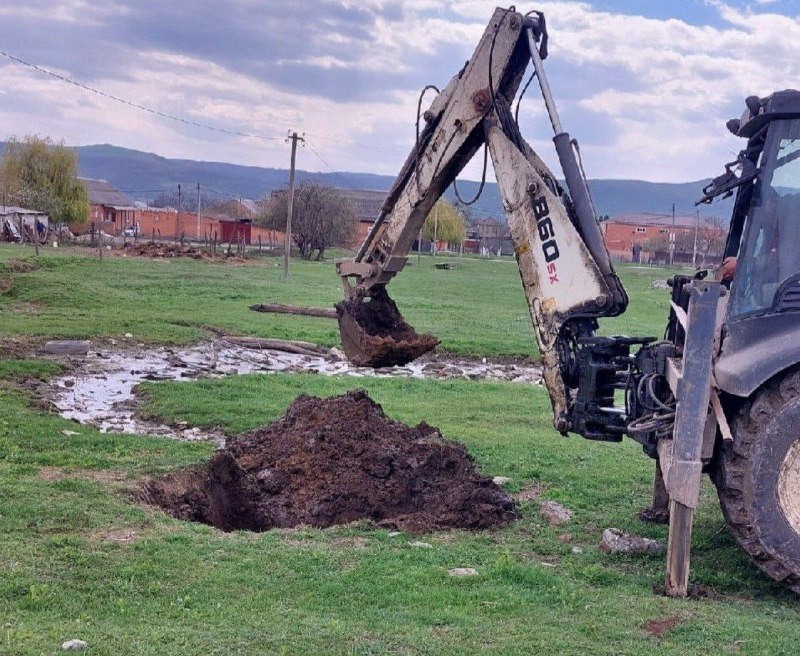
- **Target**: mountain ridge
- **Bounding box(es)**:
[52,143,734,219]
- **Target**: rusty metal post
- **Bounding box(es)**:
[663,281,720,597]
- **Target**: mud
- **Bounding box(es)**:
[47,340,542,441]
[140,389,516,533]
[643,615,682,638]
[336,287,439,367]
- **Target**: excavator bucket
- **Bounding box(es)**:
[335,287,439,368]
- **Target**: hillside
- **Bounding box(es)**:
[71,144,733,219]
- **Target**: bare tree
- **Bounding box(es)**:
[150,190,216,213]
[696,216,728,265]
[259,183,357,260]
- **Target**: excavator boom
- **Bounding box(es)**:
[336,7,628,433]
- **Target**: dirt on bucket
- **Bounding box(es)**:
[140,389,516,533]
[336,287,440,368]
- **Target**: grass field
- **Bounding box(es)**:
[2,243,799,655]
[0,244,673,357]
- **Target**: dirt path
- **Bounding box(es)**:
[46,340,543,442]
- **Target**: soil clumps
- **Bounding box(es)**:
[336,287,439,367]
[129,242,241,260]
[141,389,515,533]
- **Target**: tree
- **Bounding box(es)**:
[422,199,465,247]
[0,135,89,224]
[150,189,217,214]
[258,183,357,260]
[696,216,727,265]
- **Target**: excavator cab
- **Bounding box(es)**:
[699,92,800,399]
[727,118,800,317]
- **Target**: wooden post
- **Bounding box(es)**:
[284,131,304,281]
[663,281,720,597]
[666,500,695,596]
[639,460,670,524]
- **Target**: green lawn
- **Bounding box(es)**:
[0,243,678,358]
[3,371,799,655]
[3,244,799,655]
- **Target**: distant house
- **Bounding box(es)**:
[466,217,512,255]
[0,205,49,242]
[602,212,724,264]
[79,178,136,235]
[335,189,386,246]
[270,187,387,248]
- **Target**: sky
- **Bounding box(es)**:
[0,0,799,184]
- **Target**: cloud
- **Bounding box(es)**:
[0,0,799,190]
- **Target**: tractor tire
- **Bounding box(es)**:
[712,366,800,593]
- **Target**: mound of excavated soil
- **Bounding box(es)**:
[141,390,515,533]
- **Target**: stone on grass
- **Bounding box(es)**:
[408,541,433,549]
[448,567,479,577]
[61,429,81,436]
[44,340,90,356]
[61,639,87,651]
[599,528,664,556]
[651,280,670,290]
[492,476,512,485]
[540,500,573,526]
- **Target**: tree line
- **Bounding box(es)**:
[258,183,467,260]
[0,135,470,259]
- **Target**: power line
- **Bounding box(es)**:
[303,138,338,174]
[0,50,284,142]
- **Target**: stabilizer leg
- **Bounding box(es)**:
[659,281,721,597]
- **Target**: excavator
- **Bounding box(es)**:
[334,7,800,597]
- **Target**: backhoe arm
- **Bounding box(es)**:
[337,7,530,294]
[335,7,630,435]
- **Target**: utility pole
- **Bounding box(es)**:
[692,209,699,268]
[177,183,182,241]
[670,203,676,267]
[433,202,439,257]
[196,182,201,239]
[284,131,304,281]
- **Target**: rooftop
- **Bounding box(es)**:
[79,177,136,209]
[336,188,386,222]
[0,205,49,216]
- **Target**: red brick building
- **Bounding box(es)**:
[601,212,725,265]
[78,178,136,235]
[135,208,280,246]
[330,188,386,246]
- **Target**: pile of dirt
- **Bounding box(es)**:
[129,243,224,259]
[4,258,41,273]
[141,389,515,533]
[336,287,439,367]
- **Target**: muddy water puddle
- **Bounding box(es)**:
[49,340,542,442]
